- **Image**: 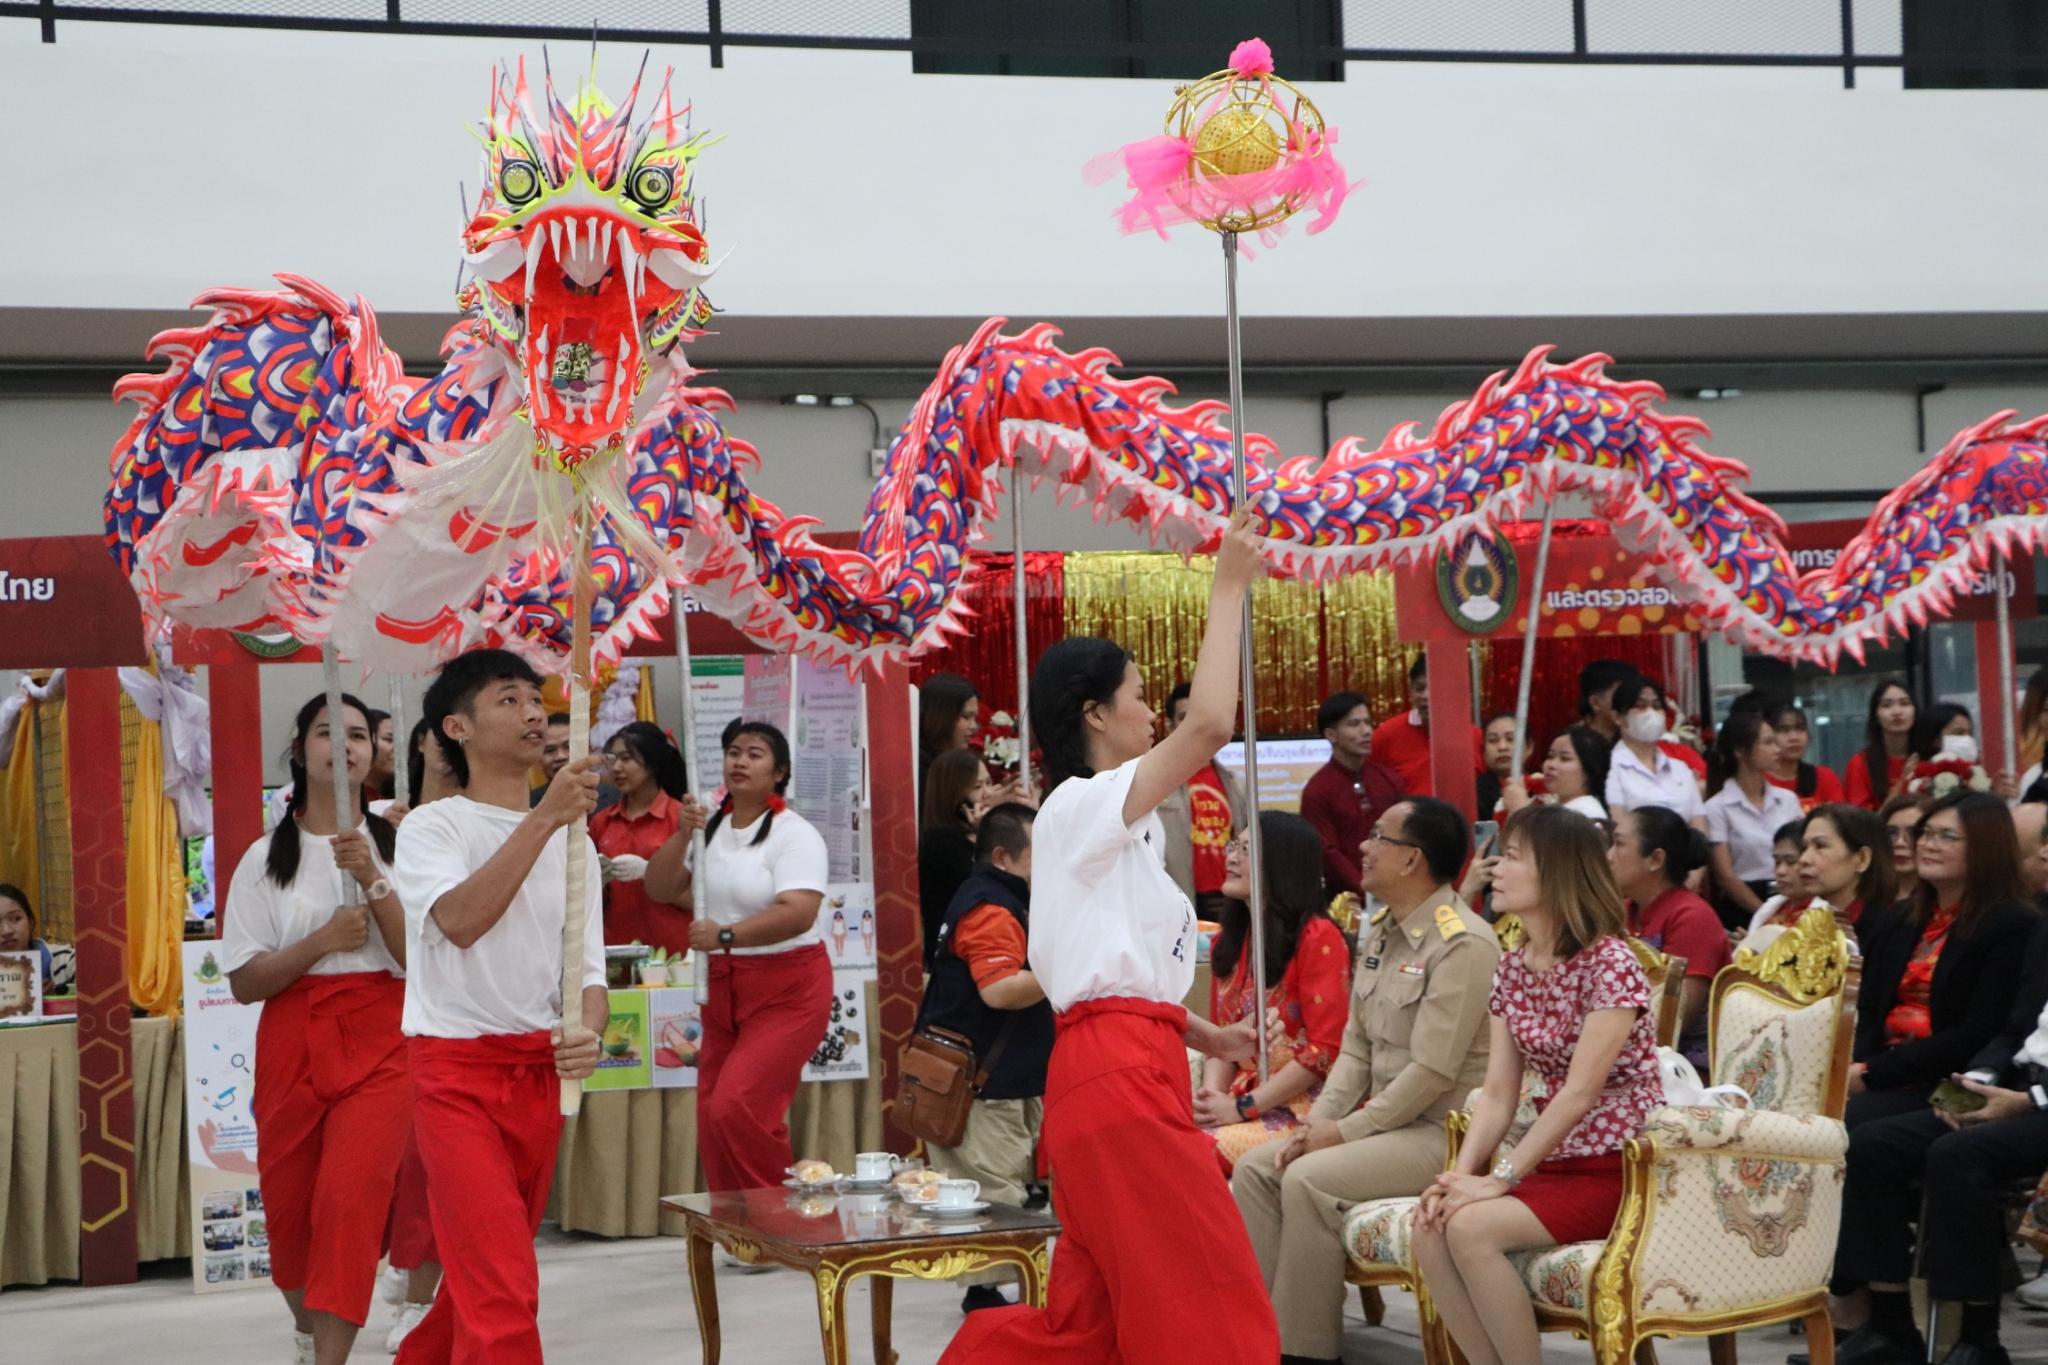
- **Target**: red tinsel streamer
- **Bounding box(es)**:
[910,551,1067,721]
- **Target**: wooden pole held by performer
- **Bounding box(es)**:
[321,644,362,907]
[1509,502,1559,786]
[559,504,596,1117]
[1011,482,1034,801]
[1997,548,2019,781]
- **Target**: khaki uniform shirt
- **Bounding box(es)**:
[1311,886,1500,1143]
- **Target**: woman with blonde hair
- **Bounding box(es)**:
[1413,804,1662,1365]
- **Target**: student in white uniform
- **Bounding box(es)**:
[222,691,406,1365]
[941,508,1278,1364]
[389,649,606,1365]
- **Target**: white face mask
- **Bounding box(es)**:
[1624,710,1666,744]
[1941,733,1979,765]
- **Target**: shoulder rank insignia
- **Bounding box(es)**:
[1434,902,1466,941]
[1368,905,1390,926]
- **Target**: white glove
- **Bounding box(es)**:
[602,853,649,884]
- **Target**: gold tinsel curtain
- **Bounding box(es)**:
[1060,552,1415,737]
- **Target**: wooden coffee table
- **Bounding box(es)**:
[663,1186,1060,1365]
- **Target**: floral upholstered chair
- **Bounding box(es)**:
[1340,921,1683,1351]
[1460,908,1856,1365]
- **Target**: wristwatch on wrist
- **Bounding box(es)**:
[366,878,393,902]
[717,927,736,948]
[1236,1093,1259,1121]
[1490,1156,1522,1188]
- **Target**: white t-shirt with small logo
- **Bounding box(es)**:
[393,796,606,1039]
[220,828,402,978]
[688,806,830,956]
[1028,758,1196,1012]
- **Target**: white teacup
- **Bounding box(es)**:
[934,1178,981,1209]
[854,1151,896,1183]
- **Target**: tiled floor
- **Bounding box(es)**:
[9,1226,2048,1364]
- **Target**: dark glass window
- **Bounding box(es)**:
[911,0,1343,81]
[1904,0,2048,89]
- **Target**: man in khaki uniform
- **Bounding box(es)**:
[1232,796,1500,1365]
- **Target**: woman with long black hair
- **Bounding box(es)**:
[589,720,692,953]
[1194,812,1349,1173]
[941,509,1275,1363]
[223,692,406,1365]
[1845,680,1937,810]
[646,721,830,1191]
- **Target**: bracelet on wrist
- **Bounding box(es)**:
[1236,1092,1259,1122]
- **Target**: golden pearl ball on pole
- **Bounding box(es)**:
[1166,63,1329,235]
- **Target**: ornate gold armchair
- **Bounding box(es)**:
[1341,925,1685,1350]
[1459,908,1858,1365]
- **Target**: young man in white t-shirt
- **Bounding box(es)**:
[390,649,606,1365]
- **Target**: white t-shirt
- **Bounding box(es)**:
[689,807,830,956]
[393,796,605,1039]
[1606,743,1704,823]
[1028,758,1196,1012]
[1562,794,1608,821]
[219,828,403,978]
[1704,781,1805,883]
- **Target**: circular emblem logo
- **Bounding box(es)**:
[1436,530,1519,636]
[231,630,302,659]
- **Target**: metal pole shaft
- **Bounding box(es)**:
[1223,231,1269,1084]
[320,644,362,906]
[1011,482,1034,801]
[1510,502,1559,785]
[1997,549,2019,780]
[387,675,409,808]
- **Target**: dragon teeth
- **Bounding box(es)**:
[547,219,563,264]
[565,217,579,258]
[598,221,613,271]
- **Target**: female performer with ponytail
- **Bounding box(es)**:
[222,692,408,1365]
[646,721,830,1190]
[943,508,1276,1364]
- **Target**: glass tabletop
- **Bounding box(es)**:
[662,1186,1061,1249]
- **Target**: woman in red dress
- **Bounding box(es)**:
[1193,812,1350,1173]
[1413,804,1662,1365]
[1844,681,1936,810]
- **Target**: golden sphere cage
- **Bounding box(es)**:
[1166,64,1330,235]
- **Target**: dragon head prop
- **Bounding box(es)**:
[460,57,717,473]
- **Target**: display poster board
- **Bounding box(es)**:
[182,941,272,1294]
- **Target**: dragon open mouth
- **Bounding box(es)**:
[511,209,650,468]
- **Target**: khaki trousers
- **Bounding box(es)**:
[929,1096,1043,1286]
[1229,1122,1445,1360]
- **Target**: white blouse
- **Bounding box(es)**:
[219,827,401,978]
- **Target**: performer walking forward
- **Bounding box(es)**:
[223,692,408,1365]
[942,507,1277,1364]
[1413,804,1663,1365]
[390,649,607,1365]
[646,721,831,1191]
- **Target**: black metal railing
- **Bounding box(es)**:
[5,0,2046,89]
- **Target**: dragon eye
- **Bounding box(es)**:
[499,159,541,206]
[627,164,675,211]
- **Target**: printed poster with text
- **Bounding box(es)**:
[790,659,867,884]
[586,989,653,1092]
[687,656,745,797]
[182,941,273,1294]
[647,986,703,1089]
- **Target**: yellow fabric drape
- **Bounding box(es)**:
[1060,552,1412,736]
[0,690,71,940]
[121,686,187,1017]
[0,705,37,906]
[635,664,656,724]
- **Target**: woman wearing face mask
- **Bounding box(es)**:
[1703,712,1805,926]
[646,722,830,1192]
[1844,792,2036,1128]
[1765,703,1844,812]
[1604,676,1704,828]
[1742,804,1894,953]
[940,509,1276,1364]
[1844,681,1936,811]
[1501,726,1610,822]
[222,693,407,1365]
[1412,805,1662,1365]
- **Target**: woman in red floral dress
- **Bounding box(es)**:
[1191,812,1350,1173]
[1414,803,1663,1365]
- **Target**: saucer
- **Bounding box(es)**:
[844,1176,893,1190]
[783,1177,843,1191]
[927,1201,990,1218]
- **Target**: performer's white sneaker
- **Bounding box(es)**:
[380,1265,409,1305]
[292,1331,315,1365]
[386,1301,430,1354]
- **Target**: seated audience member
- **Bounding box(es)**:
[1475,712,1530,819]
[1413,805,1663,1365]
[530,711,619,810]
[1501,726,1610,822]
[1744,804,1894,953]
[1300,690,1406,899]
[1845,680,1935,811]
[1231,798,1498,1365]
[917,803,1053,1313]
[1848,792,2037,1129]
[1607,806,1730,1067]
[1156,680,1247,921]
[0,882,53,988]
[1704,710,1804,927]
[2015,798,2048,908]
[1827,916,2048,1365]
[1605,675,1704,825]
[1878,792,1933,906]
[918,747,990,968]
[1766,701,1846,811]
[1575,659,1636,745]
[1195,813,1350,1173]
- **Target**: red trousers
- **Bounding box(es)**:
[252,972,410,1327]
[395,1033,562,1365]
[696,943,833,1191]
[940,998,1280,1365]
[383,1128,438,1270]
